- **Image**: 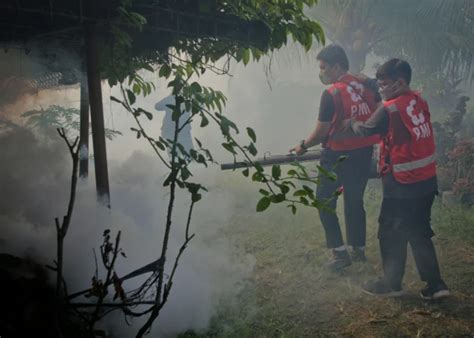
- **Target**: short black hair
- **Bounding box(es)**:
[376,59,412,85]
[316,44,349,71]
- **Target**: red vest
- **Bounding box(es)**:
[326,74,380,151]
[381,91,436,184]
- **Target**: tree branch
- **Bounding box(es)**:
[55,128,80,297]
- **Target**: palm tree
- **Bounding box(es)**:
[309,0,474,83]
[308,0,379,73]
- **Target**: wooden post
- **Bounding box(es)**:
[79,71,90,178]
[85,24,110,205]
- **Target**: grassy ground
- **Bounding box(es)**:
[187,174,474,337]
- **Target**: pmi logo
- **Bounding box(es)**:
[407,99,431,140]
[346,81,365,103]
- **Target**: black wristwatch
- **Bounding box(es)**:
[300,140,308,151]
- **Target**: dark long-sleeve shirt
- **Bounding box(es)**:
[350,105,438,198]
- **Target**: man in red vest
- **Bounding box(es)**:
[347,59,449,299]
[291,44,381,270]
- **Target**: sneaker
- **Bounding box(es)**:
[350,246,367,262]
[420,280,450,300]
[327,249,351,271]
[362,278,405,297]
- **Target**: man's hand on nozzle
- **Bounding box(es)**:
[290,140,308,155]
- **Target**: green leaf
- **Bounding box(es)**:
[171,108,181,122]
[195,138,202,148]
[248,143,258,156]
[254,162,264,173]
[300,197,309,205]
[270,194,285,203]
[252,172,264,182]
[134,108,153,120]
[155,141,166,151]
[200,114,209,127]
[246,127,257,142]
[242,168,249,177]
[185,63,194,77]
[293,190,307,197]
[259,189,270,196]
[190,82,202,93]
[222,143,236,154]
[181,167,192,181]
[242,48,250,65]
[218,114,239,134]
[215,98,222,113]
[143,110,153,120]
[272,165,281,180]
[159,64,172,79]
[220,122,229,135]
[256,196,270,212]
[192,193,202,203]
[142,63,154,72]
[132,82,141,95]
[303,185,313,194]
[185,100,191,113]
[280,184,290,194]
[176,179,185,189]
[126,89,136,105]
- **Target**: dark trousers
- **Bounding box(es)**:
[316,147,373,248]
[378,193,442,289]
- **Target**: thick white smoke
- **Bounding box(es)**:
[0,127,254,337]
[0,41,335,337]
